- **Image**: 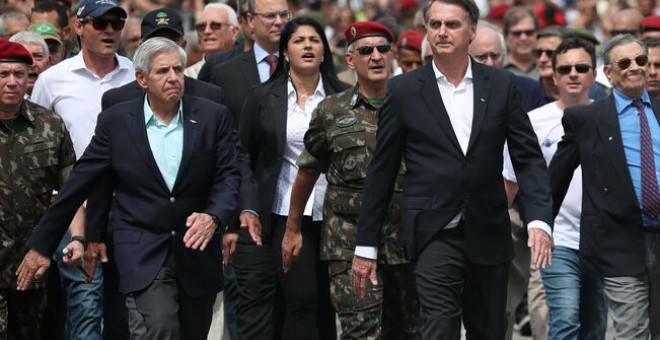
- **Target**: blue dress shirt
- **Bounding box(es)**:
[144,96,184,192]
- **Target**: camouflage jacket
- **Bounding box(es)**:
[0,100,75,290]
[297,86,406,264]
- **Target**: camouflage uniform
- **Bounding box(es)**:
[297,86,419,339]
[0,100,75,340]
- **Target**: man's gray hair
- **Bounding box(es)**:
[133,37,187,74]
[9,31,50,58]
[0,11,29,37]
[202,3,238,27]
[602,34,647,66]
[477,20,507,54]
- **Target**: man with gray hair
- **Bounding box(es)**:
[550,34,660,340]
[186,3,239,78]
[9,31,51,98]
[17,37,241,340]
[0,12,29,39]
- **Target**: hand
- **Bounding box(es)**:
[84,242,108,284]
[184,212,218,251]
[528,228,554,269]
[281,229,302,273]
[62,241,85,267]
[239,212,262,246]
[16,249,51,291]
[223,231,238,267]
[351,255,378,299]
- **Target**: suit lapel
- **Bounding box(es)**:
[272,78,288,157]
[242,52,260,86]
[172,96,201,194]
[467,62,489,153]
[418,63,462,153]
[127,98,169,191]
[597,97,638,203]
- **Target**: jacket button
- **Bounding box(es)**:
[171,231,176,236]
[170,197,176,203]
[603,188,609,194]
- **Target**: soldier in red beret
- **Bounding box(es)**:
[0,38,76,339]
[396,29,424,74]
[642,16,660,39]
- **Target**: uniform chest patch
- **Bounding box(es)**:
[336,116,357,128]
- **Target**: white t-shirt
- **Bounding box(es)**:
[31,53,135,158]
[503,101,582,250]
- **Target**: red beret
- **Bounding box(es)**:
[487,3,510,20]
[345,22,394,47]
[641,15,660,32]
[397,29,424,52]
[399,0,418,13]
[0,39,33,65]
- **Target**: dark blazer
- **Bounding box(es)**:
[197,46,244,83]
[210,50,261,125]
[28,95,240,297]
[549,96,660,277]
[355,61,553,263]
[101,76,225,110]
[87,75,258,240]
[238,74,350,235]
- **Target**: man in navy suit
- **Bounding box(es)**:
[351,0,554,338]
[16,37,240,340]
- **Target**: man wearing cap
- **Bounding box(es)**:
[29,23,65,65]
[283,21,418,339]
[395,29,424,75]
[0,39,76,340]
[351,0,554,338]
[642,16,660,39]
[8,31,51,98]
[30,1,71,63]
[29,0,134,338]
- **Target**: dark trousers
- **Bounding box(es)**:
[413,224,509,340]
[271,214,335,340]
[129,252,215,340]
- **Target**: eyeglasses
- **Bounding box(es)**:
[251,10,292,22]
[532,49,554,59]
[194,21,231,32]
[355,44,391,56]
[509,29,536,38]
[611,55,649,70]
[80,17,125,31]
[555,64,592,75]
[472,52,502,62]
[609,29,638,37]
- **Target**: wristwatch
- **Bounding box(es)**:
[71,235,87,250]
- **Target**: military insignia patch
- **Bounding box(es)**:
[336,116,357,128]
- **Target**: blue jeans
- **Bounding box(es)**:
[56,231,103,340]
[540,246,607,340]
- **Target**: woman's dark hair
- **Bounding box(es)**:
[269,16,344,90]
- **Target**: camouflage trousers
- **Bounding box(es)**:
[0,288,46,340]
[329,260,419,340]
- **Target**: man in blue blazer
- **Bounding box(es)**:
[351,0,554,338]
[16,38,240,339]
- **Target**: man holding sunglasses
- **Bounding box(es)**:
[506,37,608,340]
[550,34,659,340]
[185,3,239,78]
[30,0,134,339]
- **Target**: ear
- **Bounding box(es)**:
[136,70,148,89]
[346,50,356,70]
[73,19,84,37]
[62,26,72,40]
[230,26,240,42]
[603,64,612,82]
[247,12,255,31]
[552,71,559,86]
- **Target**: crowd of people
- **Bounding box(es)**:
[0,0,659,339]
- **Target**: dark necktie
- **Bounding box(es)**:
[634,98,660,219]
[265,54,278,77]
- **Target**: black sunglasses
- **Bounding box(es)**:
[612,55,649,70]
[509,29,535,38]
[81,17,125,31]
[556,64,592,75]
[194,21,229,32]
[532,48,554,59]
[355,44,391,56]
[610,29,638,37]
